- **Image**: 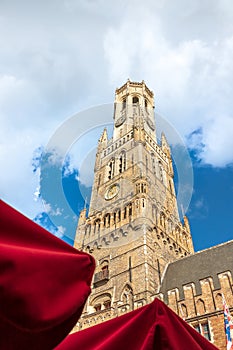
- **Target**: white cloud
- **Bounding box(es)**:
[200,115,233,166]
[41,200,63,217]
[103,1,233,167]
[57,225,66,236]
[1,0,233,225]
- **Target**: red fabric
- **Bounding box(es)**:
[55,298,218,350]
[0,200,95,350]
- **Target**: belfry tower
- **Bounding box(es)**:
[74,80,194,329]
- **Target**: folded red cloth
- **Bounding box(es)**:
[0,200,95,350]
[55,298,218,350]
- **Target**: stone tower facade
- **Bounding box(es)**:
[74,80,194,330]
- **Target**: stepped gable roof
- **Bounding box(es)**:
[159,240,233,302]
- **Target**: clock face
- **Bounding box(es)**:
[105,184,119,200]
[115,115,126,127]
[146,117,155,130]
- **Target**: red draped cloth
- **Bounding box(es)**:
[0,200,218,349]
[55,298,218,350]
[0,200,95,350]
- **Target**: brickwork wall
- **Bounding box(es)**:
[155,271,233,349]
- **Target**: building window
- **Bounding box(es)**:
[141,183,146,193]
[123,207,127,219]
[122,98,126,109]
[132,96,139,104]
[104,214,110,228]
[108,159,115,180]
[119,152,126,173]
[194,322,211,341]
[128,203,132,217]
[118,209,121,222]
[85,224,91,236]
[104,300,111,309]
[113,212,116,225]
[136,183,147,194]
[94,304,101,312]
[160,212,165,227]
[92,293,112,313]
[158,160,163,182]
[101,264,109,278]
[94,219,101,234]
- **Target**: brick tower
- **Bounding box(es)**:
[74,80,194,329]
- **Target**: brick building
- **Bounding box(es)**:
[74,80,233,349]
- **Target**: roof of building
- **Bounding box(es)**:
[159,240,233,302]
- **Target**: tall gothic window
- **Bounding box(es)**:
[94,219,101,234]
[104,214,110,227]
[119,152,126,173]
[108,158,115,180]
[151,153,156,174]
[158,160,163,183]
[128,203,132,217]
[117,209,121,222]
[142,198,145,208]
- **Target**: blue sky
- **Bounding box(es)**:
[1,0,233,252]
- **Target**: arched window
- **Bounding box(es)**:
[215,293,222,310]
[94,304,101,312]
[123,207,127,219]
[119,152,126,173]
[145,99,148,108]
[122,98,126,109]
[128,203,132,217]
[113,212,116,225]
[121,285,133,307]
[94,219,101,234]
[160,212,165,227]
[136,182,147,194]
[108,159,115,180]
[117,209,121,222]
[151,153,156,174]
[132,96,139,104]
[142,198,145,208]
[92,293,112,313]
[180,303,188,318]
[158,160,163,182]
[104,213,110,228]
[196,299,206,315]
[101,261,109,278]
[104,300,111,309]
[141,183,146,193]
[85,224,91,236]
